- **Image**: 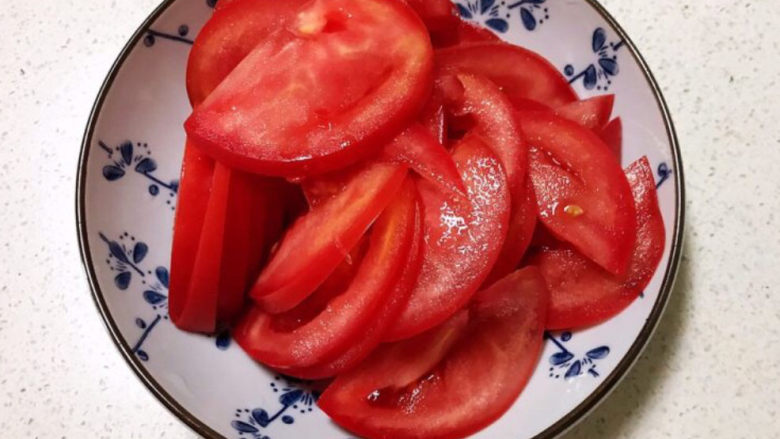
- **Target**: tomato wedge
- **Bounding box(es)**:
[484,179,537,286]
[533,157,665,329]
[186,0,434,177]
[285,194,424,379]
[436,42,577,108]
[170,162,232,333]
[169,143,215,329]
[599,117,623,162]
[442,72,533,287]
[554,94,614,131]
[251,162,407,313]
[522,111,636,275]
[319,267,548,439]
[234,179,418,370]
[418,90,446,145]
[384,134,510,341]
[383,124,465,197]
[186,0,308,106]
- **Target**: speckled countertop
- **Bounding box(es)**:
[0,1,778,438]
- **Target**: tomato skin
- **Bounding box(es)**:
[186,0,434,177]
[251,163,407,313]
[554,94,614,131]
[522,111,636,275]
[436,42,577,108]
[384,134,510,341]
[234,179,418,370]
[383,124,465,197]
[599,117,623,162]
[169,143,216,332]
[319,267,548,439]
[186,0,308,106]
[533,156,665,329]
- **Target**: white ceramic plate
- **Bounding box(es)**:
[77,0,685,437]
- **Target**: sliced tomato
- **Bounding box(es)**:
[251,162,407,313]
[554,94,614,131]
[186,0,434,177]
[235,179,418,370]
[169,142,215,332]
[442,73,533,288]
[533,157,665,329]
[285,195,424,379]
[436,42,577,108]
[512,98,552,112]
[430,17,500,48]
[522,111,636,275]
[484,179,537,286]
[599,117,623,162]
[442,73,526,193]
[383,124,465,197]
[319,267,548,439]
[300,163,362,209]
[384,134,510,341]
[186,0,308,106]
[170,162,232,333]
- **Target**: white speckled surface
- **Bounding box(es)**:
[0,1,778,438]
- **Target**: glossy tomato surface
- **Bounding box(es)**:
[235,179,418,371]
[534,156,665,329]
[186,0,433,177]
[522,111,637,275]
[251,162,407,313]
[385,134,510,341]
[320,267,548,439]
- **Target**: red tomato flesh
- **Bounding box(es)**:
[319,267,548,439]
[383,124,466,197]
[186,0,308,106]
[436,42,577,108]
[599,117,623,162]
[384,134,510,341]
[522,111,636,275]
[554,94,614,131]
[234,179,418,370]
[251,162,407,313]
[169,143,215,332]
[185,0,434,177]
[533,156,665,329]
[285,192,424,379]
[484,179,537,286]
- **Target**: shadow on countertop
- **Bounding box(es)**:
[561,234,693,439]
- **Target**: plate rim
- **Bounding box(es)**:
[75,1,686,438]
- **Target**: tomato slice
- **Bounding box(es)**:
[251,162,407,313]
[533,157,665,329]
[442,72,533,288]
[436,42,577,108]
[383,124,465,197]
[554,94,614,131]
[484,179,537,286]
[284,193,424,379]
[169,143,215,332]
[384,134,510,341]
[170,162,233,333]
[186,0,308,106]
[405,0,458,34]
[319,267,548,439]
[599,117,623,162]
[185,0,434,177]
[234,179,418,370]
[522,111,636,275]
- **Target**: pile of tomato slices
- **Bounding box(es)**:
[171,0,666,437]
